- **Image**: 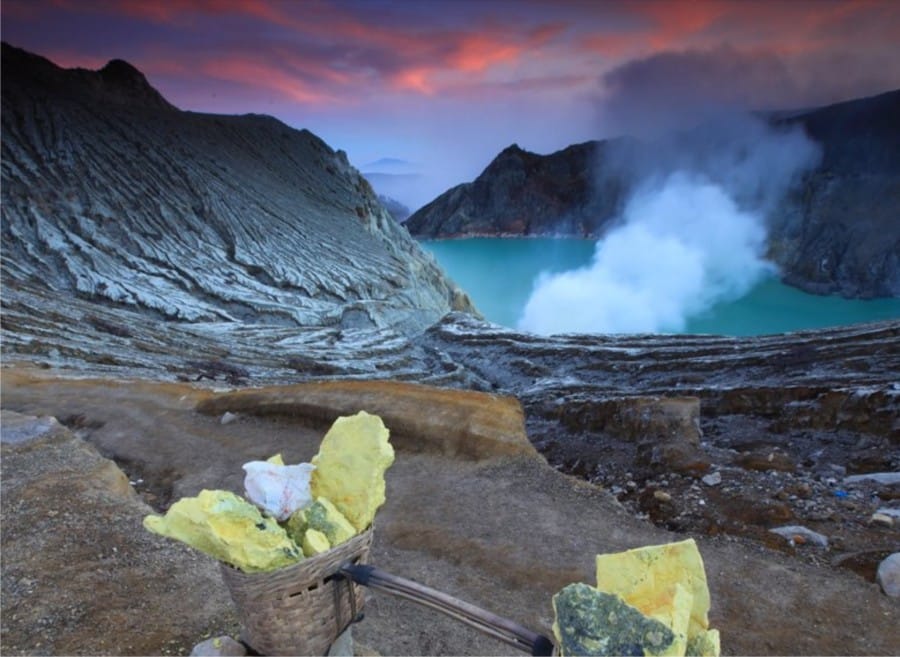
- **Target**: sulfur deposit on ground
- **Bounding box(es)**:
[2,369,898,656]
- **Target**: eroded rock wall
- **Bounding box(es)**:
[0,43,474,333]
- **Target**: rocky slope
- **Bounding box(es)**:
[770,90,900,297]
[1,43,475,334]
[404,141,627,237]
[406,90,900,299]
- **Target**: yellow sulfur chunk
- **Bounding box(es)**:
[311,411,394,532]
[266,453,285,465]
[652,583,692,656]
[302,529,331,556]
[686,629,720,657]
[595,539,717,654]
[143,489,302,573]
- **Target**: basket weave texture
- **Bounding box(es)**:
[220,527,373,656]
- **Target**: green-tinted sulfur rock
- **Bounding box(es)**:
[686,629,720,657]
[285,497,356,548]
[553,583,675,656]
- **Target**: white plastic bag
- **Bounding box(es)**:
[242,460,315,521]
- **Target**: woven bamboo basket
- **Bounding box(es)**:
[220,527,373,656]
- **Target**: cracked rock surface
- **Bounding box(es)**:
[1,43,474,335]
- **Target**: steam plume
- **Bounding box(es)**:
[518,114,820,335]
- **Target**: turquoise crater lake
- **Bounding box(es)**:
[421,238,900,336]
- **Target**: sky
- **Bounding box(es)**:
[4,0,900,208]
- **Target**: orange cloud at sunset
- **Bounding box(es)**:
[449,34,522,73]
[3,0,899,168]
[391,67,436,96]
[203,56,339,105]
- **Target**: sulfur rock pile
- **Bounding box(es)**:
[143,411,394,572]
[553,539,720,656]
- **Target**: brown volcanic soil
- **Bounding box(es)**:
[2,367,898,656]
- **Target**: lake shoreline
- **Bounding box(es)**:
[421,237,900,336]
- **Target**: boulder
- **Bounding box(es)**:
[876,553,900,597]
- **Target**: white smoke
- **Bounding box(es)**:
[518,115,820,335]
[519,172,771,333]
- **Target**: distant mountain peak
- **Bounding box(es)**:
[500,143,525,155]
[97,57,175,110]
[99,58,145,83]
[1,41,175,111]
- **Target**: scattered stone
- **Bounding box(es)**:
[870,513,894,527]
[191,636,247,656]
[844,472,900,486]
[789,482,813,499]
[769,525,829,548]
[702,472,722,487]
[734,450,796,473]
[654,490,672,503]
[876,553,900,598]
[875,507,900,519]
[220,412,240,425]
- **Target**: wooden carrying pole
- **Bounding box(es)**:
[340,563,555,656]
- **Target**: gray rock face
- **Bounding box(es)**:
[406,91,900,299]
[0,42,474,334]
[769,90,900,298]
[406,141,627,238]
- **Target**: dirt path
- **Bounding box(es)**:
[2,368,898,655]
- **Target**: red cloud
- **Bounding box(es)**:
[198,55,340,105]
[9,0,897,113]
